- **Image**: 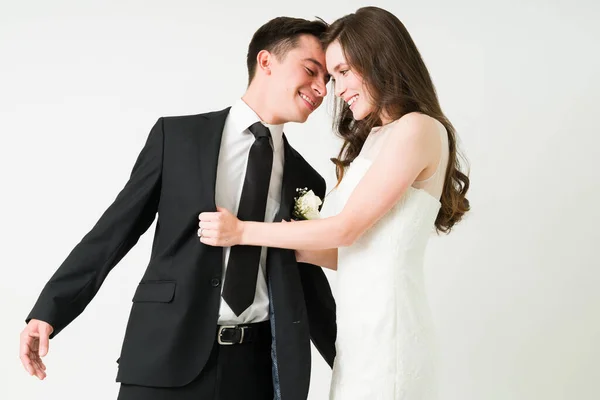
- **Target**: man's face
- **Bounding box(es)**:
[267,34,329,123]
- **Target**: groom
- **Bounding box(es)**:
[20,16,336,400]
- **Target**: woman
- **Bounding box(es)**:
[199,6,470,399]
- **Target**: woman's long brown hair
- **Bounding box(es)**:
[323,6,470,233]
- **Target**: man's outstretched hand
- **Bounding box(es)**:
[20,319,53,380]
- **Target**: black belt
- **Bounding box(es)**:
[216,320,270,345]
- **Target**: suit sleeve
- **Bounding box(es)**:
[26,118,164,338]
[298,174,337,368]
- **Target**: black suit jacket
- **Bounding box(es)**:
[26,108,337,399]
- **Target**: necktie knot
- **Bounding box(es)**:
[248,122,271,140]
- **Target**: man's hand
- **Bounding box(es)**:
[20,319,53,380]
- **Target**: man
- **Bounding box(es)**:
[20,16,336,400]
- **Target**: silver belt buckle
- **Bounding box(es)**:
[218,325,246,345]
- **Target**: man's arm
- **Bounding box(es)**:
[20,118,164,378]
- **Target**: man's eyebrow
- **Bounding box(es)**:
[303,57,325,71]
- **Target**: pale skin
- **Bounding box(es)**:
[198,40,443,268]
[19,34,330,380]
[19,320,52,379]
[198,112,443,269]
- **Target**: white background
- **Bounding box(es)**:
[1,0,598,399]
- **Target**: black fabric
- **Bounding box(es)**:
[25,110,336,400]
[117,322,273,400]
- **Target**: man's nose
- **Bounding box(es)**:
[313,79,327,98]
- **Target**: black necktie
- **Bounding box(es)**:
[222,122,273,316]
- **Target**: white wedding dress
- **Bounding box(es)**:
[327,117,449,400]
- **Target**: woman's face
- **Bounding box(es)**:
[326,40,376,121]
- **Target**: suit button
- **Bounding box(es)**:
[211,278,221,287]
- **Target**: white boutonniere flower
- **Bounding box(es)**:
[292,188,322,220]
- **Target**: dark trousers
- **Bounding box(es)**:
[117,321,273,400]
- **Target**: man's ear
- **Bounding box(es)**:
[257,50,272,75]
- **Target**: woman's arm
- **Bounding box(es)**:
[296,249,338,270]
[199,113,440,250]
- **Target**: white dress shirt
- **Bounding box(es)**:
[216,99,285,325]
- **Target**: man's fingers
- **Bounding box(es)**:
[20,324,50,379]
[27,350,46,380]
[34,359,47,379]
[32,355,46,371]
[20,333,36,375]
[37,326,50,357]
[33,363,46,380]
[22,354,39,377]
[19,351,33,375]
[20,334,32,357]
[22,360,34,376]
[32,358,42,372]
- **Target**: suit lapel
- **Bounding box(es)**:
[196,110,300,217]
[275,134,301,222]
[267,135,313,400]
[197,107,230,210]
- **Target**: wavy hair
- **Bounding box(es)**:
[323,7,470,233]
